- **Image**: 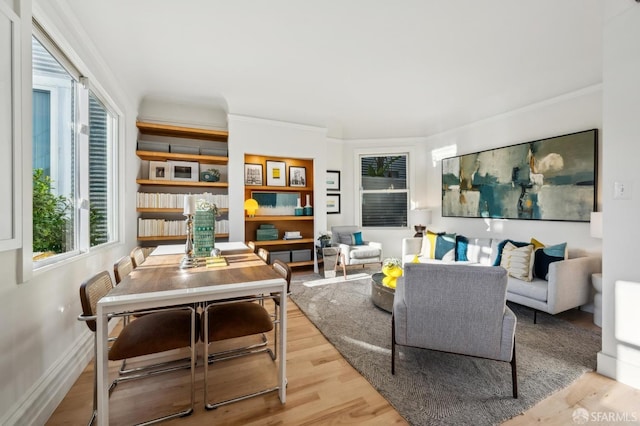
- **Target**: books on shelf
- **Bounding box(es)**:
[137,217,229,238]
[136,192,229,209]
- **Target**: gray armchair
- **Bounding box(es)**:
[392,263,518,398]
[330,225,383,266]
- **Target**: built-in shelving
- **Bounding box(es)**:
[136,121,230,247]
[244,153,315,268]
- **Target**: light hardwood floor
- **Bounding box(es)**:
[47,273,639,425]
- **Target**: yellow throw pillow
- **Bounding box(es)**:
[500,242,535,282]
[420,230,439,259]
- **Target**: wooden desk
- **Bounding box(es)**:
[96,248,287,425]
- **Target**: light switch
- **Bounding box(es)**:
[614,181,632,200]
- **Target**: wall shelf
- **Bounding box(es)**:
[138,233,229,241]
[136,121,228,142]
[137,207,229,213]
[136,179,228,188]
[245,215,313,222]
[251,238,315,246]
[136,150,228,165]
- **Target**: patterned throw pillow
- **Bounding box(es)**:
[531,239,567,280]
[420,230,440,259]
[500,242,535,281]
[492,239,531,266]
[435,233,456,260]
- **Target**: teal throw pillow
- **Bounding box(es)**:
[352,231,364,245]
[456,235,469,261]
[435,233,456,260]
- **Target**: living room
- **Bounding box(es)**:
[1,1,640,425]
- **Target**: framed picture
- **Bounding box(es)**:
[327,194,341,214]
[169,160,199,182]
[289,166,306,187]
[244,163,263,186]
[149,161,170,180]
[266,160,286,186]
[326,170,340,191]
[442,129,597,221]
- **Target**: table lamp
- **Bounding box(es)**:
[244,198,259,217]
[180,194,197,269]
[410,208,432,237]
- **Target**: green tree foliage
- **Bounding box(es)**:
[366,156,401,177]
[32,168,70,254]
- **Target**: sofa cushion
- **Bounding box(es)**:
[500,242,535,281]
[507,276,548,302]
[350,246,381,259]
[337,232,354,245]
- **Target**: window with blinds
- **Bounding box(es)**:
[32,23,117,265]
[360,154,409,227]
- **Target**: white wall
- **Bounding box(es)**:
[336,87,603,260]
[0,2,139,424]
[598,1,640,389]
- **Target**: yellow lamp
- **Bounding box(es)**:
[244,198,259,217]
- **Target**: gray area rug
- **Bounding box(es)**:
[289,273,601,426]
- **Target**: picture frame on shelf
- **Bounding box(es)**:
[289,166,306,187]
[327,193,341,214]
[149,161,170,180]
[168,160,199,182]
[326,170,340,191]
[266,160,286,186]
[244,163,263,186]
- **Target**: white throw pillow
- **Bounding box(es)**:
[500,242,535,282]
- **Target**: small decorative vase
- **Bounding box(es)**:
[304,194,313,216]
[295,197,303,216]
[382,265,403,289]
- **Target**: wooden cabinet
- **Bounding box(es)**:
[244,154,316,267]
[136,121,229,246]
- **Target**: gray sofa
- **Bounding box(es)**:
[402,236,601,322]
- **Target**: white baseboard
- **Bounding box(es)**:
[597,351,640,390]
[1,331,93,426]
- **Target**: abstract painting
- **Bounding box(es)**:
[442,129,597,222]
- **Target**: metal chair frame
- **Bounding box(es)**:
[202,297,278,410]
[79,271,197,425]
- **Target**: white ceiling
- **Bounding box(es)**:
[59,0,603,139]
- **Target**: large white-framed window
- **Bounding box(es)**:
[31,22,117,268]
[359,152,409,228]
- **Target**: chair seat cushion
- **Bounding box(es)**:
[109,310,196,360]
[350,247,381,259]
[203,302,274,342]
[507,277,548,302]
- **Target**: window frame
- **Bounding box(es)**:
[0,4,22,252]
[354,147,414,230]
[26,18,120,274]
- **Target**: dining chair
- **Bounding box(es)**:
[257,247,269,263]
[201,298,277,409]
[247,241,256,253]
[113,255,134,285]
[130,246,146,268]
[78,270,198,425]
[271,259,292,359]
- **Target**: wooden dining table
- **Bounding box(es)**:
[95,243,287,425]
